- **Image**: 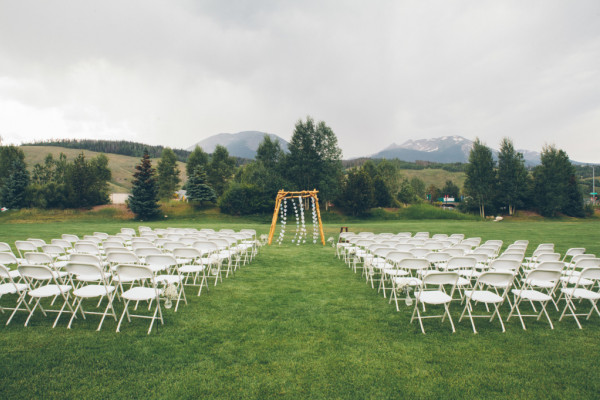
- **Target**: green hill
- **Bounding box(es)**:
[20,145,187,193]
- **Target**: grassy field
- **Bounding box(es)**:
[1,217,600,399]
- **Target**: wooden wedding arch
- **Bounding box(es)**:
[267,190,326,245]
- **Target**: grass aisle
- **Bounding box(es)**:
[1,220,600,398]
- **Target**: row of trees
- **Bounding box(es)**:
[464,138,586,218]
[0,146,111,209]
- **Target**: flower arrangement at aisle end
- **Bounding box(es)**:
[276,198,288,245]
[163,282,178,309]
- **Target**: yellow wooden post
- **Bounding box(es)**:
[267,191,284,245]
[313,191,326,245]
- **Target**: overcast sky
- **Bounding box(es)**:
[1,0,599,162]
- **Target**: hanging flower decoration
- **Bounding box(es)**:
[277,198,287,245]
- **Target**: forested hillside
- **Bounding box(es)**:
[25,139,191,162]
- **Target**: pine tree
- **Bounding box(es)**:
[157,148,181,200]
[1,158,30,209]
[185,166,217,207]
[129,150,161,220]
[497,138,528,215]
[464,138,496,218]
[186,146,209,176]
[206,145,236,197]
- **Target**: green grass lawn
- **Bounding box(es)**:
[1,218,600,399]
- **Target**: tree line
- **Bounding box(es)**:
[1,121,595,219]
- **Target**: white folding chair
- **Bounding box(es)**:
[115,264,163,334]
[508,269,562,330]
[411,271,459,334]
[144,254,187,312]
[0,264,31,325]
[173,247,208,296]
[65,262,117,330]
[559,267,600,329]
[459,271,515,333]
[390,258,429,311]
[17,264,74,328]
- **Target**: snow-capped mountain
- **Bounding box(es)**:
[371,136,541,165]
[187,131,289,159]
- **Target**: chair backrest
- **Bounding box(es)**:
[395,243,415,252]
[398,258,430,272]
[121,228,137,236]
[497,252,524,263]
[83,235,102,244]
[145,254,177,268]
[373,247,394,259]
[462,237,481,247]
[425,252,451,264]
[61,234,80,243]
[65,262,109,283]
[410,248,429,258]
[445,248,465,257]
[116,264,155,282]
[414,232,429,238]
[24,252,53,265]
[134,247,162,258]
[27,238,47,248]
[192,241,218,255]
[106,251,139,265]
[0,242,12,252]
[386,251,412,265]
[407,239,425,246]
[534,261,564,272]
[446,256,477,271]
[41,245,67,259]
[449,233,465,240]
[0,252,19,265]
[476,271,514,288]
[69,253,102,266]
[535,253,561,263]
[74,242,101,255]
[524,269,562,286]
[574,258,600,270]
[489,259,520,273]
[15,240,37,255]
[423,271,459,287]
[18,264,56,281]
[578,267,600,282]
[173,247,202,259]
[132,241,156,251]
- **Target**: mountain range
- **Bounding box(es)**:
[187,131,289,160]
[188,131,541,165]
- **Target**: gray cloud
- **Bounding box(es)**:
[0,0,599,162]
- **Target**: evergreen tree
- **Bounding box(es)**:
[397,178,415,206]
[373,176,393,207]
[0,158,30,209]
[497,138,528,215]
[0,145,25,189]
[206,145,236,197]
[441,180,460,199]
[256,135,285,169]
[533,145,583,217]
[377,160,402,195]
[410,177,426,200]
[129,150,161,220]
[186,146,209,177]
[464,138,496,218]
[339,169,373,216]
[157,148,181,200]
[185,166,217,207]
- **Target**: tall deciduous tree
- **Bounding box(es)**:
[497,138,528,215]
[285,117,343,207]
[533,145,584,217]
[157,148,181,200]
[464,138,496,218]
[186,146,209,177]
[441,180,460,199]
[129,150,161,220]
[0,158,30,209]
[64,153,111,208]
[0,145,25,189]
[206,145,236,197]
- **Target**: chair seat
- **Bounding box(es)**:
[526,279,555,289]
[464,290,503,303]
[561,288,600,301]
[0,282,28,295]
[456,277,471,286]
[73,284,115,298]
[393,277,422,286]
[560,276,593,286]
[179,264,206,273]
[156,275,183,285]
[75,273,111,282]
[511,289,552,302]
[29,284,72,298]
[415,290,452,304]
[8,270,21,279]
[122,287,162,301]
